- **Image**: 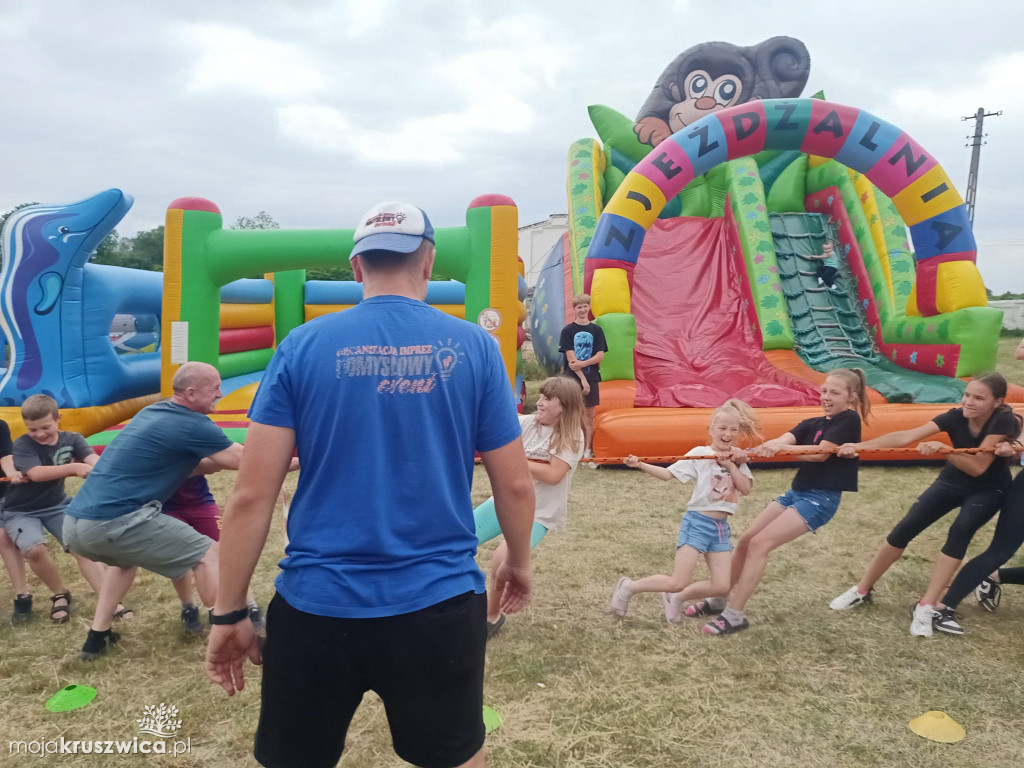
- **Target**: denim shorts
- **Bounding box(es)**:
[777,489,842,532]
[676,510,732,553]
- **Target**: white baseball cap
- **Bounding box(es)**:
[350,201,435,259]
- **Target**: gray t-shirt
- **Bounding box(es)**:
[6,431,93,514]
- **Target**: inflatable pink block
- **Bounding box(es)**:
[866,132,938,198]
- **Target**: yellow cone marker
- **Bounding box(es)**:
[908,711,966,743]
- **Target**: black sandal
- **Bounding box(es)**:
[50,592,72,624]
[113,605,135,621]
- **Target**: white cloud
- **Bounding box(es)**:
[884,51,1024,123]
[0,6,41,43]
[339,0,393,38]
[277,104,465,163]
[173,22,328,98]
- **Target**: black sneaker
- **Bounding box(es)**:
[975,578,1001,613]
[80,629,121,661]
[933,608,964,635]
[181,604,203,635]
[486,614,505,640]
[12,594,32,624]
[248,604,266,633]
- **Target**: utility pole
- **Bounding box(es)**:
[962,107,1001,225]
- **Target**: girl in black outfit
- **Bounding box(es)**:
[932,439,1024,631]
[829,373,1021,637]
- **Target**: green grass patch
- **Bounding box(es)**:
[2,336,1023,766]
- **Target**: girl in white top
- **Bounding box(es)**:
[475,376,585,636]
[610,399,759,622]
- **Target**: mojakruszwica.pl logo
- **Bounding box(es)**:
[9,702,192,757]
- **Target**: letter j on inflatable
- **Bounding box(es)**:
[586,98,985,317]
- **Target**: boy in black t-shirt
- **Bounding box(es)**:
[558,293,608,461]
[2,395,123,624]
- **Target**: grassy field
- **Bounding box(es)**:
[2,342,1024,767]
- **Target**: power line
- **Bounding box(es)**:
[962,107,1002,225]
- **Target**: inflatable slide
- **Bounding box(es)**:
[529,38,1016,462]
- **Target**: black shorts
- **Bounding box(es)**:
[254,591,487,768]
[565,374,600,408]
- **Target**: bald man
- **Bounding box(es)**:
[64,362,244,659]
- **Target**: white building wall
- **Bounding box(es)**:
[519,215,569,287]
[988,300,1024,330]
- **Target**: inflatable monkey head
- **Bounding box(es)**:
[634,37,810,148]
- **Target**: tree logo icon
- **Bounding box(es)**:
[136,703,182,738]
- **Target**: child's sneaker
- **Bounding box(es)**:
[180,604,203,636]
[11,594,32,624]
[975,578,1001,612]
[910,603,936,637]
[610,577,632,617]
[661,593,683,624]
[829,585,872,610]
[486,614,506,640]
[582,449,596,469]
[933,608,964,635]
[248,603,266,633]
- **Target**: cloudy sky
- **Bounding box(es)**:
[3,1,1022,287]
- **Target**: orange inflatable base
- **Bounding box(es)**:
[594,402,1024,465]
[0,393,161,440]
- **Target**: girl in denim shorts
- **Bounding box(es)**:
[702,369,869,636]
[610,400,759,622]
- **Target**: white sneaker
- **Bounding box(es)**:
[611,577,632,617]
[582,449,597,469]
[910,603,936,637]
[830,585,872,610]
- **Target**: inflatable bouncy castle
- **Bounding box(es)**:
[1,190,524,444]
[529,37,1018,462]
[0,190,162,436]
[86,193,526,450]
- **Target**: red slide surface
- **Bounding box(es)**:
[633,217,820,408]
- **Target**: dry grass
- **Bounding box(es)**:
[3,344,1024,767]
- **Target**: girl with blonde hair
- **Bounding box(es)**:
[611,399,760,622]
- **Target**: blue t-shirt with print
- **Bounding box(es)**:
[249,295,521,619]
[65,401,233,521]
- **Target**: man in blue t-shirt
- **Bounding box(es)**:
[206,201,535,768]
[64,362,244,659]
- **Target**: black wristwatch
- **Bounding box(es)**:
[209,608,250,625]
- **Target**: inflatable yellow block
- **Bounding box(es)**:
[591,268,631,317]
[221,303,275,329]
[892,166,962,226]
[603,173,667,230]
[906,260,987,316]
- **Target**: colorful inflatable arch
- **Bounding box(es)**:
[586,98,984,317]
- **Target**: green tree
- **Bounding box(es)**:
[0,202,40,233]
[232,211,280,230]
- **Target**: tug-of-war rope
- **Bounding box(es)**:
[581,445,1006,465]
[468,444,1009,467]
